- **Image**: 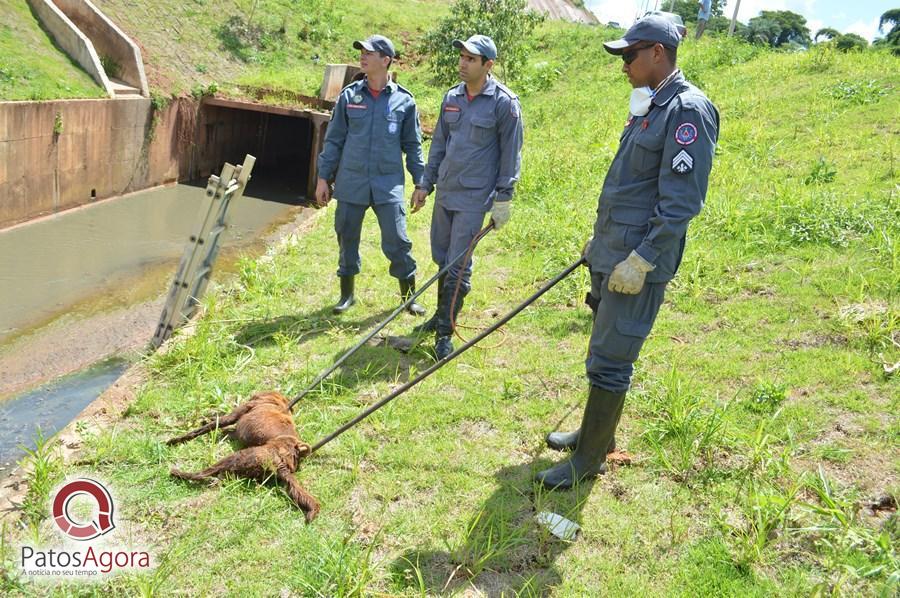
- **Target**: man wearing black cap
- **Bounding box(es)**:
[536,15,720,489]
[410,34,524,360]
[316,34,427,316]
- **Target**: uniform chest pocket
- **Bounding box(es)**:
[346,107,369,133]
[442,110,462,129]
[469,116,496,143]
[630,131,664,176]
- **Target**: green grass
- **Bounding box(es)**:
[3,15,899,598]
[0,0,104,100]
[89,0,450,100]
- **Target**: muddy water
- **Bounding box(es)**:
[0,359,128,474]
[0,180,298,343]
[0,179,308,476]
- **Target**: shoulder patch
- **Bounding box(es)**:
[341,80,363,93]
[494,82,519,101]
[395,83,414,97]
[674,122,698,146]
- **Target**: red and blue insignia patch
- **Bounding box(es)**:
[674,122,698,146]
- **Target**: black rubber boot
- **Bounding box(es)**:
[434,335,454,360]
[412,275,444,334]
[400,277,426,316]
[332,275,355,314]
[546,430,616,453]
[535,386,626,490]
[433,279,464,361]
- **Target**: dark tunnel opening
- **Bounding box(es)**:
[190,100,329,205]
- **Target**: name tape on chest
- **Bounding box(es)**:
[347,104,368,110]
[444,105,461,113]
[674,122,698,146]
[672,149,694,175]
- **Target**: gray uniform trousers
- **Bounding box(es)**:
[334,196,416,280]
[585,272,667,393]
[429,202,486,297]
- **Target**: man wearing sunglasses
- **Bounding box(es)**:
[536,15,719,490]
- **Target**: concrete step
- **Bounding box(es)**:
[109,78,142,97]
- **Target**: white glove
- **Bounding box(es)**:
[582,236,594,258]
[491,200,511,230]
[608,250,655,295]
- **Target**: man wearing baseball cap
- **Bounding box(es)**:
[316,34,427,316]
[410,34,524,360]
[536,15,720,490]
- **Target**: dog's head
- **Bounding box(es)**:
[271,435,311,468]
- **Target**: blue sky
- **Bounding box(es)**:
[586,0,891,41]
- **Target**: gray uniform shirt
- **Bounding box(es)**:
[420,77,524,212]
[588,71,719,283]
[317,78,425,206]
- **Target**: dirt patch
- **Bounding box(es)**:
[0,298,160,400]
[780,331,849,349]
[795,412,899,495]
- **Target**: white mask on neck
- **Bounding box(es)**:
[629,86,654,117]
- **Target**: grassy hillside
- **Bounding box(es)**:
[89,0,449,97]
[2,14,898,598]
[0,0,104,100]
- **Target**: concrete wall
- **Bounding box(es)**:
[51,0,148,95]
[527,0,598,24]
[0,98,195,228]
[27,0,114,97]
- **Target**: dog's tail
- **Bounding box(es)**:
[170,467,215,482]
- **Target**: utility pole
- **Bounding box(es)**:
[728,0,742,36]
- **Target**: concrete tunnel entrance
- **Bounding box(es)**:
[190,98,331,204]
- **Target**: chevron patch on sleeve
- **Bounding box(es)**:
[671,149,694,174]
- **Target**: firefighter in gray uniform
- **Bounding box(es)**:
[410,35,524,360]
[316,35,427,316]
[536,15,720,489]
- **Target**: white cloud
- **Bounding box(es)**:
[585,0,642,28]
[807,18,825,37]
[845,18,880,42]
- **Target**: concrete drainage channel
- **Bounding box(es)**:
[0,176,318,481]
[0,0,370,488]
[0,94,342,484]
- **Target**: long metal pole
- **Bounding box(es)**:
[309,256,586,454]
[728,0,742,36]
[288,223,494,411]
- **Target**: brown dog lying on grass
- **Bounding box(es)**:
[167,391,319,522]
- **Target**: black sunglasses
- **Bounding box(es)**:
[621,43,657,65]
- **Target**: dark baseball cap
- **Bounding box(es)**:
[452,34,497,60]
[353,34,396,58]
[603,14,682,54]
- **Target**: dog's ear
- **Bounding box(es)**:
[295,442,311,460]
